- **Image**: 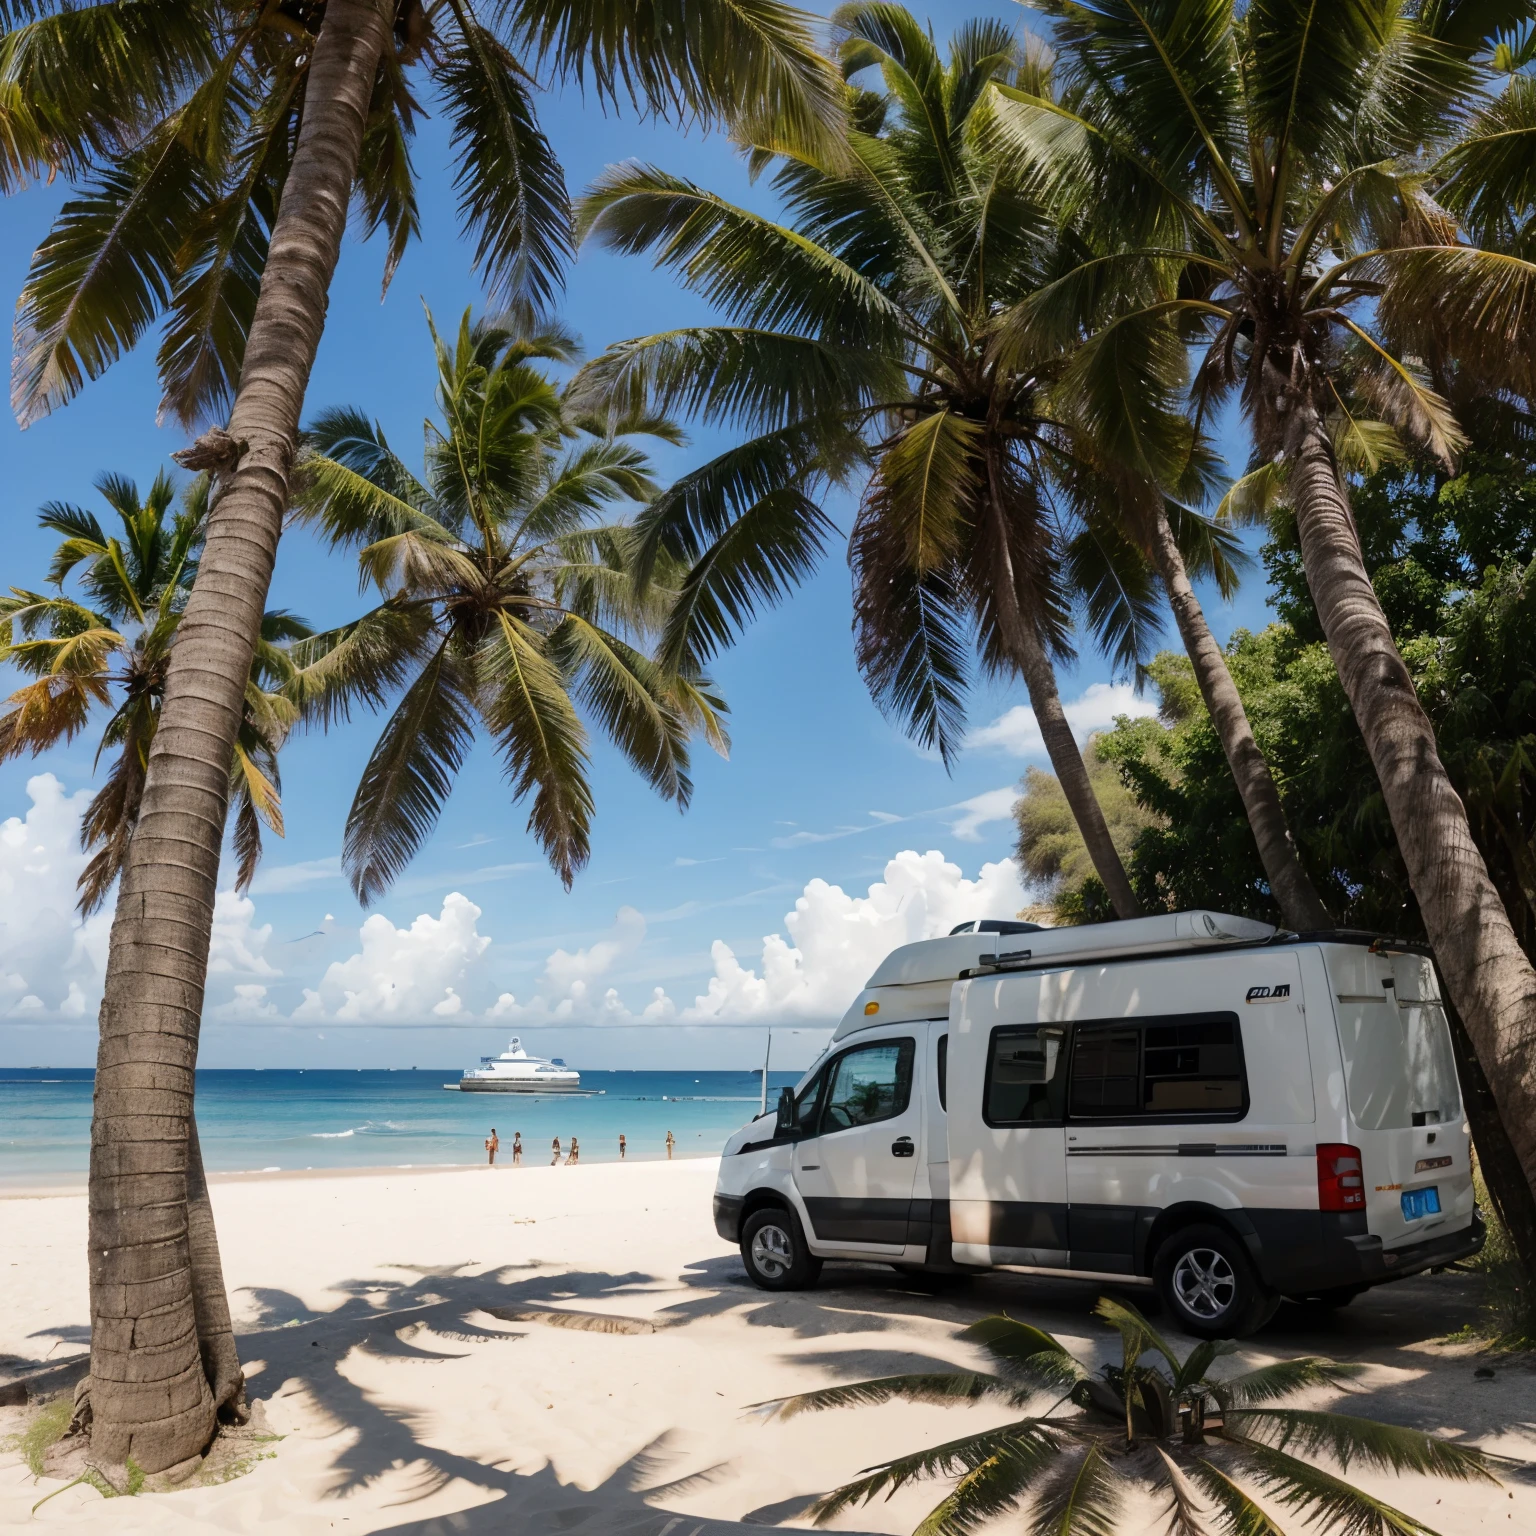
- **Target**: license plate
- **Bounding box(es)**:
[1401,1187,1441,1221]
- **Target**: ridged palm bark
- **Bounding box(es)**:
[85,0,392,1479]
[1141,506,1331,932]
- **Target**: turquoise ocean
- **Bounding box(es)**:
[0,1068,804,1186]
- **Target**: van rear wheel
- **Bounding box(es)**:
[1154,1224,1275,1339]
[741,1207,821,1291]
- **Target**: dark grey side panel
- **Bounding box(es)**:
[803,1196,912,1245]
[980,1200,1070,1252]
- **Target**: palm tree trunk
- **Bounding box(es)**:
[1144,507,1332,932]
[186,1119,249,1425]
[1286,400,1536,1202]
[1009,606,1141,921]
[983,470,1139,919]
[85,0,392,1478]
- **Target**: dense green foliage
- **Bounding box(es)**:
[1018,452,1536,951]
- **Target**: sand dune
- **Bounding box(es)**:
[2,1158,1531,1534]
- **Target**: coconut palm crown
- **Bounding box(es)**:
[572,2,1243,920]
[290,307,728,903]
[0,470,307,912]
[2,0,842,429]
[759,1299,1505,1536]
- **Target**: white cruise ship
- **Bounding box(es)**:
[451,1037,582,1093]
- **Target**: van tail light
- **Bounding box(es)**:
[1317,1143,1366,1211]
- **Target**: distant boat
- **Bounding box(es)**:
[449,1037,582,1093]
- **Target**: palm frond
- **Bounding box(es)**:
[481,610,593,888]
[568,326,897,435]
[1225,1411,1500,1481]
[287,601,438,730]
[808,1420,1067,1525]
[1339,318,1467,471]
[435,12,570,319]
[1024,1441,1121,1536]
[753,1369,1020,1423]
[910,1428,1074,1536]
[1434,74,1536,249]
[1180,1458,1287,1536]
[1155,1448,1216,1536]
[1212,1359,1361,1410]
[962,1314,1087,1392]
[342,642,478,905]
[577,162,906,346]
[851,521,970,767]
[655,483,835,671]
[512,0,844,154]
[548,614,693,808]
[1374,245,1536,401]
[1225,1437,1456,1536]
[11,126,210,424]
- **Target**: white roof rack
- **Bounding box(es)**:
[865,911,1276,988]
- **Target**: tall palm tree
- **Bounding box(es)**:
[988,1,1536,1207]
[0,470,304,913]
[574,4,1254,920]
[4,0,839,1475]
[292,308,728,904]
[759,1299,1504,1536]
[0,467,307,1430]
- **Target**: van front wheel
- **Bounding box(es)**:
[741,1207,822,1291]
[1154,1224,1275,1338]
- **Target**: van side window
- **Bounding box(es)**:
[984,1027,1067,1124]
[822,1040,915,1131]
[794,1069,826,1135]
[937,1035,948,1111]
[1069,1014,1246,1120]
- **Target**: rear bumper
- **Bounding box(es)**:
[1248,1208,1485,1294]
[714,1194,744,1243]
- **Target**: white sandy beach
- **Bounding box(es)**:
[2,1158,1532,1534]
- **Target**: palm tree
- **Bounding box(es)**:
[0,470,304,913]
[0,467,307,1432]
[291,308,727,903]
[760,1299,1503,1536]
[573,4,1260,921]
[988,2,1536,1206]
[4,0,839,1475]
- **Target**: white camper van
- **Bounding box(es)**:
[713,912,1483,1337]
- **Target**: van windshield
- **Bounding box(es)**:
[1335,994,1461,1131]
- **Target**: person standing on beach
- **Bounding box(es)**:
[485,1128,499,1167]
[511,1132,522,1166]
[665,1129,675,1160]
[618,1133,626,1160]
[567,1136,579,1165]
[551,1136,561,1166]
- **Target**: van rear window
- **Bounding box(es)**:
[1069,1014,1246,1120]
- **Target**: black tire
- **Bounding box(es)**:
[741,1206,822,1291]
[1154,1223,1275,1339]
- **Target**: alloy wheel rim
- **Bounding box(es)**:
[751,1223,793,1279]
[1172,1247,1237,1319]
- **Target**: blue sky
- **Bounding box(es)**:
[0,2,1271,1071]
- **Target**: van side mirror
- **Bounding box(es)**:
[775,1086,796,1135]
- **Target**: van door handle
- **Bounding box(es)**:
[892,1137,915,1157]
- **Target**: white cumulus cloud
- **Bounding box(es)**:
[493,850,1028,1029]
[294,891,492,1022]
[969,681,1157,758]
[680,850,1026,1024]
